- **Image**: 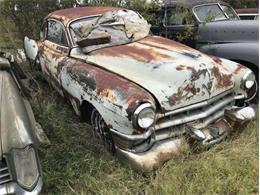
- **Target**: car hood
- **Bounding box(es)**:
[198,20,259,43]
[0,71,33,157]
[85,36,234,111]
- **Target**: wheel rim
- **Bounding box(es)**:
[91,109,115,154]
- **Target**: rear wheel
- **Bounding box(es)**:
[90,109,115,154]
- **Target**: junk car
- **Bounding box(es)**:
[24,7,257,171]
[150,0,259,80]
[0,52,43,194]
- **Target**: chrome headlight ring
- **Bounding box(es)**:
[133,103,156,129]
[242,71,257,101]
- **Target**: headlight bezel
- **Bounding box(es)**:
[133,103,156,129]
[10,145,40,190]
[242,70,257,101]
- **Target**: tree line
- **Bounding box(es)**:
[0,0,258,42]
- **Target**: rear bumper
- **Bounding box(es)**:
[111,106,255,172]
[0,177,42,195]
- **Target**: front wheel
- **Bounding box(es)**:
[90,109,115,154]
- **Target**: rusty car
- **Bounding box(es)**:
[24,7,257,171]
[150,0,259,81]
[0,51,43,194]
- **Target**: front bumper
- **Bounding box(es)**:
[0,177,43,195]
[111,106,255,172]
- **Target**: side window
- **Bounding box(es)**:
[221,5,239,20]
[47,20,68,46]
[167,6,194,25]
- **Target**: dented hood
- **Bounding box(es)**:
[86,36,234,111]
[0,71,34,157]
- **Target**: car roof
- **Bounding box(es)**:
[47,6,123,26]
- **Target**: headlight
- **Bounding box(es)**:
[12,146,39,189]
[243,71,255,89]
[133,103,156,129]
[242,71,257,101]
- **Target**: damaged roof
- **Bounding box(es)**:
[47,7,123,26]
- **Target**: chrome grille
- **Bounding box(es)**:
[154,92,244,140]
[0,157,12,185]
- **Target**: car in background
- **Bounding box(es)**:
[25,7,256,171]
[150,0,259,81]
[0,52,43,194]
[236,8,259,20]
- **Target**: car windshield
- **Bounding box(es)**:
[193,4,227,22]
[69,9,151,53]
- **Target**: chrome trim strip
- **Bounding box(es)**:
[0,167,8,172]
[0,178,11,185]
[110,127,154,141]
[157,91,240,119]
[0,173,10,179]
[155,95,243,130]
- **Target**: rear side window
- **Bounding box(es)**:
[167,6,194,25]
[47,20,68,46]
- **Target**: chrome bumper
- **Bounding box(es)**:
[116,138,184,172]
[112,106,255,172]
[0,177,43,195]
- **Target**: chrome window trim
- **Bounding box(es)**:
[220,3,240,19]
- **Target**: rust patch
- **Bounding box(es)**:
[176,65,186,71]
[98,89,117,103]
[139,36,195,52]
[187,67,208,82]
[67,66,96,91]
[48,7,122,26]
[90,44,171,63]
[176,65,208,82]
[65,59,154,120]
[169,82,197,105]
[211,56,222,64]
[234,64,246,74]
[211,67,233,89]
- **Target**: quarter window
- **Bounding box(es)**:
[47,20,68,46]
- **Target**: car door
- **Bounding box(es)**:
[39,19,70,95]
[164,5,198,47]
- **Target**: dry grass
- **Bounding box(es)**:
[30,79,258,195]
[0,14,258,195]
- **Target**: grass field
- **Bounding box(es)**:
[29,77,258,195]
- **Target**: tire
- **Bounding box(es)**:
[90,109,115,154]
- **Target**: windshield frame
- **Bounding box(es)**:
[67,10,151,50]
[192,3,229,23]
